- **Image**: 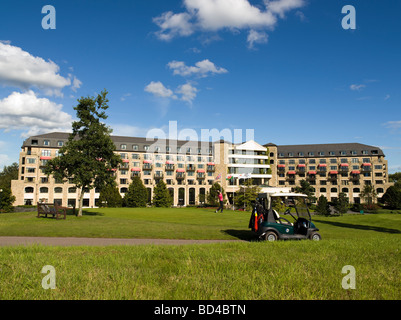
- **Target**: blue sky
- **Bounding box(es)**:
[0,0,400,172]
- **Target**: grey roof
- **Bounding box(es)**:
[22,132,214,154]
[276,143,384,157]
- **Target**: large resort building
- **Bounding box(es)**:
[11,132,392,208]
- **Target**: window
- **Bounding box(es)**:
[330,159,336,164]
[289,160,295,164]
[121,144,127,150]
[351,158,359,163]
[42,150,51,157]
[278,153,284,157]
[340,151,346,156]
[57,141,64,147]
[279,160,285,165]
[27,168,35,173]
[374,165,382,170]
[320,188,326,192]
[362,158,370,163]
[319,159,326,164]
[362,150,368,155]
[288,152,293,157]
[25,187,34,193]
[133,145,138,151]
[39,187,49,193]
[41,177,49,183]
[341,158,348,163]
[329,151,335,156]
[298,152,304,156]
[309,159,316,164]
[68,187,77,193]
[308,152,314,156]
[318,151,325,156]
[54,187,63,193]
[31,140,38,145]
[43,140,50,146]
[144,145,150,151]
[330,188,338,193]
[132,154,139,159]
[351,150,357,155]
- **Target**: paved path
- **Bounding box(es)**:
[0,236,241,247]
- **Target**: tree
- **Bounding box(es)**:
[233,179,261,211]
[0,163,19,189]
[44,90,122,216]
[360,184,377,206]
[316,195,330,216]
[294,180,317,203]
[389,172,401,189]
[0,187,16,213]
[333,192,349,215]
[98,183,122,208]
[381,186,401,209]
[207,182,225,206]
[153,180,172,207]
[124,176,148,207]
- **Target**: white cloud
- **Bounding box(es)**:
[167,59,228,77]
[176,83,198,104]
[350,84,366,91]
[384,121,401,130]
[0,90,73,137]
[144,81,177,99]
[0,42,74,96]
[153,11,195,41]
[247,29,269,48]
[70,75,82,92]
[145,81,198,104]
[153,0,305,46]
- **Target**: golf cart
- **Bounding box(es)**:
[249,192,321,241]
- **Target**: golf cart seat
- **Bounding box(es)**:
[272,210,293,226]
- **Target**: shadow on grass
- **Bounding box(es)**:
[66,210,104,216]
[222,229,259,241]
[314,219,401,234]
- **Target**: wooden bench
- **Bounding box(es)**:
[37,203,67,220]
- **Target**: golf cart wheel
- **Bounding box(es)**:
[309,232,322,241]
[264,231,278,242]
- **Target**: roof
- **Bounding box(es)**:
[276,143,384,157]
[21,131,214,154]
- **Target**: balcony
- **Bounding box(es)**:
[186,164,196,171]
[143,163,153,170]
[176,172,186,180]
[165,164,175,171]
[197,170,206,179]
[207,163,215,172]
[154,171,164,179]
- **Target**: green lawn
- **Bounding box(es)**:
[0,208,400,300]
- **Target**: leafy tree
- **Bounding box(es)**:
[206,182,225,206]
[0,187,16,213]
[233,179,261,211]
[333,192,349,215]
[389,172,401,189]
[98,183,122,207]
[44,90,122,216]
[124,176,147,207]
[153,180,172,207]
[381,186,401,209]
[316,195,330,216]
[294,179,317,203]
[360,184,377,206]
[272,198,287,213]
[0,163,19,189]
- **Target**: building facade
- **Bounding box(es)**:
[10,132,391,207]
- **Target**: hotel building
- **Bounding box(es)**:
[10,132,391,207]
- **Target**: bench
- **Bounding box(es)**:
[37,203,67,220]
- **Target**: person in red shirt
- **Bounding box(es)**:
[215,190,224,213]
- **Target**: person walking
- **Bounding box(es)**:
[215,190,224,213]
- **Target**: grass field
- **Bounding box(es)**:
[0,207,400,300]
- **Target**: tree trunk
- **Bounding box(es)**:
[78,187,85,217]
